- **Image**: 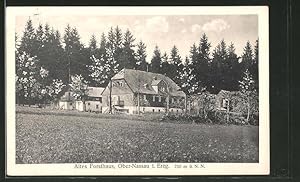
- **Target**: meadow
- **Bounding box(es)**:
[16,107,259,163]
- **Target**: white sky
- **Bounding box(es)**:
[15,9,258,63]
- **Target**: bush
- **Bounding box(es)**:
[159,111,258,126]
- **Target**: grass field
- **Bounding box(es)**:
[16,107,258,163]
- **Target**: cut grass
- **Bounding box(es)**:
[16,108,259,164]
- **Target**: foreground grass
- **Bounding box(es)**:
[16,111,258,163]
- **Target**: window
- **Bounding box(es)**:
[88,103,90,106]
[96,105,99,109]
[144,95,147,100]
[153,96,155,102]
[152,109,155,112]
[69,103,72,106]
[143,108,145,111]
[99,97,102,103]
[177,98,180,103]
[161,87,165,92]
[158,96,161,102]
[158,109,160,112]
[120,82,123,87]
[222,99,229,110]
[171,98,174,103]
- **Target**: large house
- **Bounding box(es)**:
[102,69,187,114]
[58,85,105,113]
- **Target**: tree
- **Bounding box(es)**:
[15,51,48,105]
[63,25,87,83]
[150,45,162,73]
[241,41,253,71]
[135,40,148,71]
[19,18,37,57]
[189,34,211,94]
[226,43,242,90]
[106,27,120,75]
[168,45,183,85]
[113,26,123,69]
[88,34,98,57]
[210,39,227,93]
[120,29,136,69]
[187,43,199,94]
[47,79,65,103]
[160,52,169,75]
[239,69,256,123]
[251,39,259,90]
[179,56,192,94]
[71,74,89,112]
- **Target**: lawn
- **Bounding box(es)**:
[16,108,259,164]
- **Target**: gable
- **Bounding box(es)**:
[120,69,186,97]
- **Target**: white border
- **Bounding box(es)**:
[6,6,269,176]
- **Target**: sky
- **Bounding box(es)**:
[16,13,258,63]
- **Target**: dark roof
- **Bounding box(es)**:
[111,69,186,97]
[86,87,105,97]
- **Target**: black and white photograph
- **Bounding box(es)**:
[6,6,269,176]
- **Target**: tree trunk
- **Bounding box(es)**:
[109,80,112,114]
[246,97,250,124]
[184,95,187,114]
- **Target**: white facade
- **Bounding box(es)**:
[102,106,184,114]
[58,101,75,110]
[85,100,102,112]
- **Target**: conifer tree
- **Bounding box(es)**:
[160,52,169,75]
[135,41,148,71]
[120,29,136,69]
[19,18,37,57]
[169,45,183,85]
[150,46,162,73]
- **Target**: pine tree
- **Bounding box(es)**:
[169,45,183,85]
[114,26,123,69]
[120,29,136,69]
[251,39,259,90]
[210,39,227,93]
[189,34,211,93]
[226,42,241,90]
[160,52,169,75]
[88,34,98,57]
[241,41,253,71]
[63,25,87,82]
[135,40,148,71]
[188,43,199,94]
[19,18,37,57]
[150,46,162,73]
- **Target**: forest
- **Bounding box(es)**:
[15,19,258,111]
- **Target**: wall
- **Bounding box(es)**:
[58,101,75,110]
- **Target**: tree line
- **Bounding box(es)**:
[15,18,258,106]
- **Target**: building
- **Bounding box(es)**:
[102,68,187,114]
[76,87,105,112]
[215,90,243,114]
[58,85,105,112]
